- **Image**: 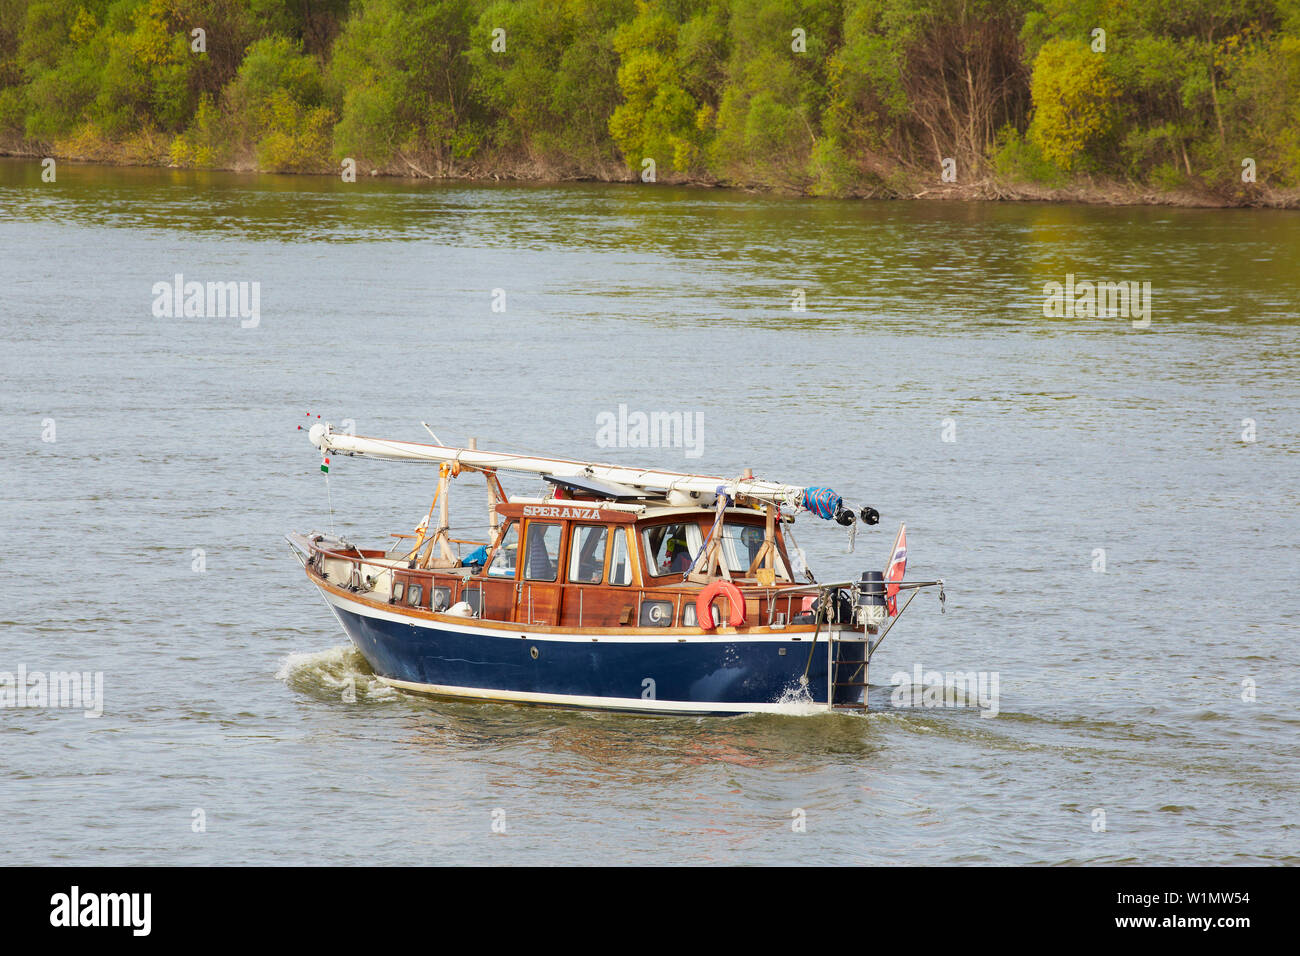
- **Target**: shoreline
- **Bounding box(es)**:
[3,144,1297,210]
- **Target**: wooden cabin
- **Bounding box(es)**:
[307,492,825,635]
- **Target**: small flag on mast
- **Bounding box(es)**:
[320,456,330,474]
[884,522,907,616]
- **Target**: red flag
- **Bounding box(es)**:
[884,523,907,615]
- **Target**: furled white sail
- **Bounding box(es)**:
[308,423,810,508]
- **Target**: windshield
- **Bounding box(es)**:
[718,523,786,576]
[486,523,518,578]
[642,522,704,577]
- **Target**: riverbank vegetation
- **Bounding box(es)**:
[1,0,1297,204]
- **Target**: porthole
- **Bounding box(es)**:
[639,600,674,627]
[530,647,539,660]
[431,586,451,611]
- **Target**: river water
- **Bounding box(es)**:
[1,159,1297,865]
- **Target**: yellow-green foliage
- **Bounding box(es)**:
[229,37,333,171]
[1027,38,1117,171]
[607,4,701,174]
[255,96,334,172]
[171,35,334,171]
[170,94,222,167]
[1218,34,1300,186]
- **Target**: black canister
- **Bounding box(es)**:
[858,570,886,607]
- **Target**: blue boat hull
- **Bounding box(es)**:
[320,586,861,715]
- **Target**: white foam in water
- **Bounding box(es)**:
[770,680,828,717]
[275,646,398,702]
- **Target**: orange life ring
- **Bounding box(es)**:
[696,580,746,630]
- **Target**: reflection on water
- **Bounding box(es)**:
[3,159,1296,330]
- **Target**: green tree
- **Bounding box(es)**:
[469,0,631,172]
[328,0,486,173]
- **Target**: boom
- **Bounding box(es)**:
[308,422,820,510]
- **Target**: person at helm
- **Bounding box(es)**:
[664,529,692,573]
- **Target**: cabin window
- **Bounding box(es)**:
[406,583,423,607]
[462,587,482,615]
[568,525,608,584]
[524,521,562,582]
[392,581,405,603]
[487,522,519,578]
[719,523,788,578]
[609,528,632,586]
[643,522,704,577]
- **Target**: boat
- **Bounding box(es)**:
[286,422,944,715]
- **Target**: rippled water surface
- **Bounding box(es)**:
[1,160,1297,865]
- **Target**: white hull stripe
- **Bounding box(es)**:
[377,676,833,715]
[320,585,865,645]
